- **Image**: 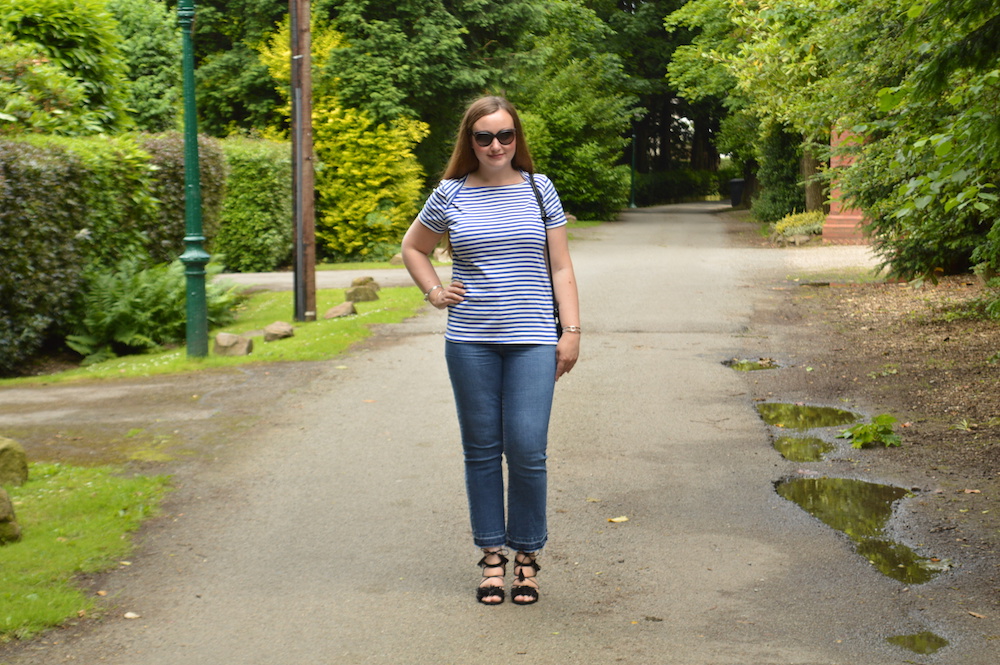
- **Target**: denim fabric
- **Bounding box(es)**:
[445,342,556,552]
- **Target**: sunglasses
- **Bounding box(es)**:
[472,129,516,147]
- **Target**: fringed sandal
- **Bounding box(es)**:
[511,551,540,605]
[476,549,509,605]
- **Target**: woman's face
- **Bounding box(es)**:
[470,110,516,173]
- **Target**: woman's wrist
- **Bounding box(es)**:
[424,284,443,302]
[561,326,581,334]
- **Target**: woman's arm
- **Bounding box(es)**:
[546,224,580,380]
[401,220,465,309]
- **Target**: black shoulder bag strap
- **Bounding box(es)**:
[527,173,562,339]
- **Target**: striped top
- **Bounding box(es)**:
[418,171,568,344]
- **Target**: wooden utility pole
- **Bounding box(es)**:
[290,0,316,321]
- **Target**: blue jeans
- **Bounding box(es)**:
[445,342,556,552]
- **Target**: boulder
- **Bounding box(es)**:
[433,248,452,264]
[324,302,357,319]
[389,253,404,265]
[345,285,379,302]
[263,321,295,342]
[0,438,28,487]
[0,487,21,545]
[351,276,380,290]
[214,332,253,356]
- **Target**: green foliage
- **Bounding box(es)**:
[512,1,635,220]
[137,132,228,264]
[634,169,719,206]
[2,463,169,641]
[259,18,428,261]
[837,414,902,449]
[313,109,428,260]
[66,258,245,364]
[213,137,293,272]
[0,0,131,133]
[108,0,181,133]
[773,210,826,237]
[21,135,158,272]
[751,121,805,223]
[0,30,97,135]
[0,140,87,374]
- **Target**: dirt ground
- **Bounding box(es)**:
[727,216,1000,630]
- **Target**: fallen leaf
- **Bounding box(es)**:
[586,497,601,503]
[969,611,987,619]
[963,489,981,494]
[96,590,107,597]
[608,516,629,523]
[123,612,141,620]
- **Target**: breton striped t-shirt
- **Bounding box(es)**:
[418,171,568,345]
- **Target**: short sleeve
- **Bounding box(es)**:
[417,178,465,234]
[533,173,569,229]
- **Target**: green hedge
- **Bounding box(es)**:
[0,133,229,376]
[137,132,227,264]
[213,137,292,272]
[634,169,721,207]
[0,140,87,374]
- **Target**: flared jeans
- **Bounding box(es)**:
[445,341,556,553]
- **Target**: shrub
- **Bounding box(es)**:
[21,135,158,272]
[66,258,245,365]
[313,109,428,261]
[751,121,805,223]
[0,0,130,133]
[633,169,720,206]
[213,137,293,272]
[0,140,86,374]
[773,210,826,238]
[137,132,227,264]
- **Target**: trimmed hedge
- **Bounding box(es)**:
[634,169,720,207]
[0,140,87,374]
[137,132,227,264]
[0,133,228,375]
[213,137,292,272]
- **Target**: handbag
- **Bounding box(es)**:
[527,173,562,339]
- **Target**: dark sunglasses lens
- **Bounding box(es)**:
[473,130,516,147]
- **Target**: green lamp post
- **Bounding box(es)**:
[177,0,209,357]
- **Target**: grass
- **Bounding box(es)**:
[1,463,170,642]
[1,286,426,386]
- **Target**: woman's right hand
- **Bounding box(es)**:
[429,280,465,309]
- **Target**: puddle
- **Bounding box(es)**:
[773,436,835,462]
[775,477,945,584]
[757,403,861,430]
[723,357,779,371]
[886,631,949,654]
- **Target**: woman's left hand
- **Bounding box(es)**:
[555,333,579,381]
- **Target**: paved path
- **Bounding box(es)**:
[6,203,983,664]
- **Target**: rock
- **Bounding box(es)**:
[566,213,578,223]
[324,302,357,319]
[433,247,452,264]
[263,321,295,342]
[350,276,380,290]
[0,487,21,545]
[213,332,253,356]
[345,285,379,302]
[389,253,404,265]
[0,438,28,487]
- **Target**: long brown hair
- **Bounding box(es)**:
[442,96,534,180]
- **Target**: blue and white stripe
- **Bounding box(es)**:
[418,172,568,345]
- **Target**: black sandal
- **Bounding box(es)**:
[476,549,509,605]
[511,551,540,605]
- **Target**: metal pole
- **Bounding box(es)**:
[290,0,316,322]
[177,0,209,356]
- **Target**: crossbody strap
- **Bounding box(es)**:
[527,173,561,335]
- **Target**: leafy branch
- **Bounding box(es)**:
[837,414,902,449]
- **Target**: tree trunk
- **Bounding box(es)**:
[801,149,825,212]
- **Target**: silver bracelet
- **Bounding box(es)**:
[562,326,581,334]
[423,284,443,301]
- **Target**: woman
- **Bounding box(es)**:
[401,96,581,606]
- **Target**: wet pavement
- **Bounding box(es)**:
[2,203,992,664]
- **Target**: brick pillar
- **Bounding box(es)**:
[823,130,867,244]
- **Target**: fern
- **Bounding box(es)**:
[67,258,245,363]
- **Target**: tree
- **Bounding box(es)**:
[0,0,131,133]
[0,31,97,135]
[108,0,181,133]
